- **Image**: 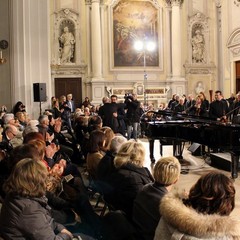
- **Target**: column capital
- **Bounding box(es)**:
[216,0,222,8]
[91,0,100,4]
[165,0,184,7]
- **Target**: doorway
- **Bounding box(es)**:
[55,78,82,107]
[236,61,240,93]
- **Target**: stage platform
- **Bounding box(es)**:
[210,152,240,172]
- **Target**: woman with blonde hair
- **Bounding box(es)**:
[106,140,154,218]
[0,158,73,239]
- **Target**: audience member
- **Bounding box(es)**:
[12,101,26,115]
[0,158,73,239]
[97,135,127,181]
[86,130,106,180]
[132,156,181,240]
[106,140,154,218]
[66,93,75,113]
[154,171,240,239]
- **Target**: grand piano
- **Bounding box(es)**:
[146,110,240,179]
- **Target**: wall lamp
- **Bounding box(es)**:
[0,40,8,64]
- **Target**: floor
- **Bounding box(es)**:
[140,138,240,218]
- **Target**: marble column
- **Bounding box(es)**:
[165,1,172,78]
[91,0,102,79]
[10,0,51,119]
[171,0,183,78]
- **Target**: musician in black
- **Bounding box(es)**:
[209,90,229,121]
[189,94,209,117]
[141,111,161,163]
[231,93,240,123]
[185,94,196,115]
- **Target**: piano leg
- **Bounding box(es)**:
[149,139,155,162]
[231,152,239,179]
[173,140,184,160]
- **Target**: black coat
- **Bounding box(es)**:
[106,162,154,218]
[125,99,141,124]
[209,99,229,119]
[132,182,168,240]
[0,194,71,240]
[98,103,125,133]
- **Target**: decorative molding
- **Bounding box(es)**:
[51,64,87,75]
[171,0,184,7]
[215,0,222,8]
[85,0,91,5]
[184,63,216,75]
[234,0,240,7]
[227,28,240,58]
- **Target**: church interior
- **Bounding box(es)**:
[1,0,240,239]
[0,0,240,119]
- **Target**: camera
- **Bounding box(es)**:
[124,93,133,101]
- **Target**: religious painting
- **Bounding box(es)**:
[112,0,159,67]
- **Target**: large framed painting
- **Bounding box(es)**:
[109,0,163,70]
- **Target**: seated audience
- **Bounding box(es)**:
[106,140,154,218]
[132,156,181,240]
[86,130,107,180]
[0,158,73,239]
[12,101,26,115]
[154,171,240,239]
[97,135,127,181]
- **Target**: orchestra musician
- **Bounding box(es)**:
[231,93,240,123]
[189,94,209,117]
[209,90,229,121]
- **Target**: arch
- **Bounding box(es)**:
[227,28,240,59]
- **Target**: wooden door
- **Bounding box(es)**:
[236,61,240,93]
[55,78,82,107]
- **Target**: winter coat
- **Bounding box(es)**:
[132,183,168,240]
[106,162,154,218]
[154,192,240,240]
[0,194,72,240]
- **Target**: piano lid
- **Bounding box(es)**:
[154,110,218,123]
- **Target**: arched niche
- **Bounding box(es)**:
[187,12,209,65]
[52,8,80,65]
[227,28,240,61]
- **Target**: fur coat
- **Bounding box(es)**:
[154,192,240,240]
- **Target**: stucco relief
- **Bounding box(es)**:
[227,28,240,59]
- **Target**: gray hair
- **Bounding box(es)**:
[110,135,127,154]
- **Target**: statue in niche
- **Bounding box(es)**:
[191,29,205,63]
[59,26,75,63]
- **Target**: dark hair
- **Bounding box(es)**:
[111,95,118,99]
[12,101,25,115]
[215,90,222,95]
[88,115,102,132]
[23,132,45,144]
[8,144,40,170]
[183,171,235,216]
[87,130,106,153]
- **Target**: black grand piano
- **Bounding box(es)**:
[146,110,240,179]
